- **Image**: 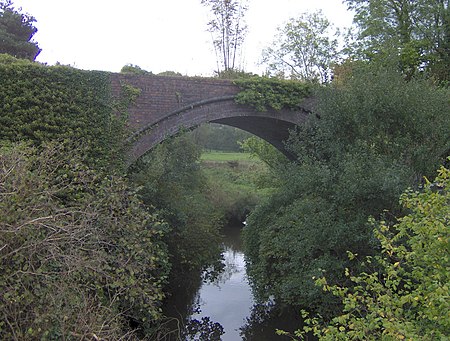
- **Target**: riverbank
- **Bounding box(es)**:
[200,151,273,224]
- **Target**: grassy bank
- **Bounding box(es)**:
[201,151,274,224]
[200,151,254,162]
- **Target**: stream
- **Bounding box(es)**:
[162,224,303,340]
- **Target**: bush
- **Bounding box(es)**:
[0,142,169,339]
[287,163,450,340]
[243,65,450,315]
[128,134,223,278]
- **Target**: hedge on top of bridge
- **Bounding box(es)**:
[234,76,312,112]
[0,54,124,170]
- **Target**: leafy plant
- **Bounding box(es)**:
[128,134,224,278]
[235,76,312,111]
[281,163,450,340]
[0,54,126,171]
[243,65,449,316]
[344,0,450,82]
[0,142,170,339]
[261,10,340,83]
[0,0,41,60]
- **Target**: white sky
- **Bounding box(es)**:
[12,0,354,76]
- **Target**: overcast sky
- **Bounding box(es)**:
[12,0,354,76]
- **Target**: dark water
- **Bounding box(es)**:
[162,224,303,340]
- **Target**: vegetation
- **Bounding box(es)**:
[0,55,172,338]
[121,63,153,75]
[0,0,41,60]
[201,0,248,74]
[241,3,450,336]
[243,64,450,317]
[128,135,224,282]
[0,142,170,339]
[280,163,450,340]
[262,10,340,82]
[235,76,312,111]
[344,0,450,82]
[190,123,253,152]
[0,54,125,171]
[200,150,253,162]
[201,151,272,224]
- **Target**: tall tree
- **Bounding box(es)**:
[201,0,248,74]
[344,0,450,82]
[0,0,41,60]
[261,10,339,83]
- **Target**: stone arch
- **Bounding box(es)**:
[126,95,310,163]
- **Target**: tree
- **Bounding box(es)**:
[120,63,153,74]
[128,134,224,277]
[288,163,450,340]
[243,64,450,316]
[201,0,248,74]
[261,10,339,83]
[344,0,450,82]
[0,0,41,60]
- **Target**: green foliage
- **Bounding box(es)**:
[128,134,223,279]
[243,65,450,315]
[235,76,312,111]
[344,0,450,82]
[240,136,289,170]
[200,151,253,162]
[120,82,142,106]
[0,55,126,171]
[0,142,170,339]
[0,0,41,60]
[120,63,153,75]
[157,70,183,77]
[215,68,256,79]
[190,123,253,152]
[261,10,340,83]
[201,154,271,224]
[290,164,450,340]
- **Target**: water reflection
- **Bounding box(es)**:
[191,237,254,340]
[240,302,305,341]
[161,224,303,340]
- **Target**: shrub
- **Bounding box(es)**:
[0,142,169,339]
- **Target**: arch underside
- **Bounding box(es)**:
[128,99,309,164]
[211,116,297,159]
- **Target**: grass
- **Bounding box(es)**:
[200,151,255,162]
[200,152,272,223]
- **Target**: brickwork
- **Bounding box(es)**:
[109,73,311,163]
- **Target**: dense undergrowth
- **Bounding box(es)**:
[0,55,274,339]
[0,56,171,339]
[243,63,450,326]
[201,154,272,224]
[0,142,171,339]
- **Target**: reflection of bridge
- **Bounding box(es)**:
[110,74,313,163]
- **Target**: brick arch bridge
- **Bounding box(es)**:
[110,74,313,163]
